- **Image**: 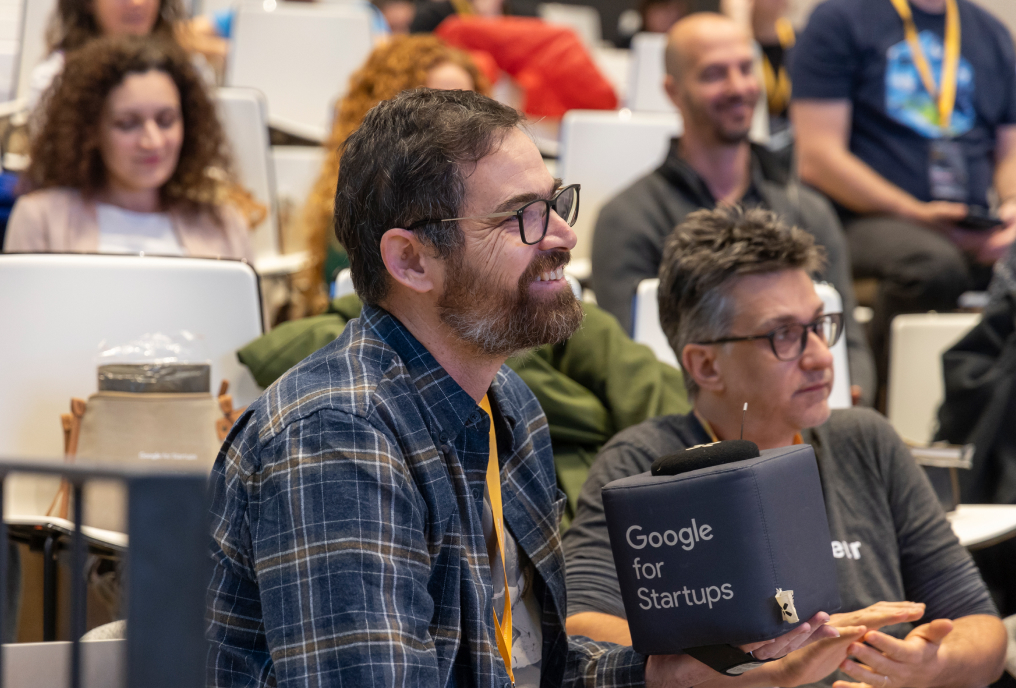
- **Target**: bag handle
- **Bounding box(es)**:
[48,398,86,520]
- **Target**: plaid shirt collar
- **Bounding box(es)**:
[362,303,519,455]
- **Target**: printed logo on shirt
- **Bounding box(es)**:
[831,540,863,560]
[884,30,975,139]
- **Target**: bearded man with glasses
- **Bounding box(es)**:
[564,205,1005,688]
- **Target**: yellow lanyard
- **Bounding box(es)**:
[761,18,796,116]
[479,394,514,688]
[693,411,803,446]
[889,0,961,130]
[449,0,474,14]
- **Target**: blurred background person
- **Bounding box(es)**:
[4,36,255,261]
[296,34,489,313]
[31,0,225,110]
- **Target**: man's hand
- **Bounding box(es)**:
[829,602,926,634]
[904,200,969,233]
[833,619,954,688]
[742,612,839,660]
[766,625,869,688]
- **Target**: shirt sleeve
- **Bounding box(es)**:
[564,439,657,620]
[590,182,670,334]
[207,408,440,687]
[790,1,859,101]
[874,414,998,620]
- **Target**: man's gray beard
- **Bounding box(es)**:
[441,288,583,358]
[438,253,584,358]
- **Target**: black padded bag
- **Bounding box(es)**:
[602,444,841,656]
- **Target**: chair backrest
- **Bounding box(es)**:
[887,312,980,444]
[225,2,373,141]
[0,254,264,517]
[4,639,124,688]
[813,281,851,410]
[557,109,682,261]
[537,3,602,48]
[631,278,852,410]
[215,87,280,261]
[12,0,55,101]
[625,31,770,142]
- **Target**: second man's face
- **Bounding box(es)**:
[679,29,761,144]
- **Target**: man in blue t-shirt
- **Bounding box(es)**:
[790,0,1016,384]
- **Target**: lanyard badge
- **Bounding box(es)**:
[889,0,967,201]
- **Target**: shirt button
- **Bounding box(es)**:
[439,432,449,443]
[472,488,480,500]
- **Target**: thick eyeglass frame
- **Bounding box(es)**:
[406,183,581,245]
[694,312,845,361]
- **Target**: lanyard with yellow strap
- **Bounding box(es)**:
[761,18,796,116]
[479,394,515,688]
[888,0,961,130]
[693,410,803,446]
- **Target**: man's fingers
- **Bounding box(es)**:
[848,639,908,673]
[754,625,811,660]
[909,619,954,645]
[833,681,872,688]
[740,639,775,654]
[858,632,921,664]
[841,658,893,687]
[829,602,924,631]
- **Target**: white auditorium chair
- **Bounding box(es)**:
[10,0,55,103]
[226,2,374,142]
[0,254,263,519]
[537,3,602,48]
[887,312,980,444]
[557,109,682,268]
[215,87,281,263]
[630,278,853,410]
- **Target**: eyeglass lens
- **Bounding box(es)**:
[520,186,579,244]
[772,314,842,360]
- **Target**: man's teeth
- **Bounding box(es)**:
[536,267,565,282]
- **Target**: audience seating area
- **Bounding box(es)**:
[2,0,1016,678]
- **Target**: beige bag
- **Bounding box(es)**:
[51,381,244,533]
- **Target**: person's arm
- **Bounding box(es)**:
[3,195,49,253]
[848,412,1007,688]
[951,124,1016,265]
[792,100,967,229]
[207,409,441,686]
[833,615,1005,688]
[590,183,672,333]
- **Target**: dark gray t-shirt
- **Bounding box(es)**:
[564,408,996,684]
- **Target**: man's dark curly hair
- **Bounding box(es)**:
[658,205,827,396]
[47,0,185,53]
[26,35,233,219]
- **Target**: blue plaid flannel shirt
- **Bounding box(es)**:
[207,305,647,687]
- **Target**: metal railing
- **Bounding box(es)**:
[0,458,209,688]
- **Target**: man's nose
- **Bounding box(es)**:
[538,208,577,252]
[800,328,834,371]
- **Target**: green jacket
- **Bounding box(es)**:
[237,295,690,525]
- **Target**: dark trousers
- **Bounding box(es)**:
[842,214,992,386]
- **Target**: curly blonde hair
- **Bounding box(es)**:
[299,35,490,313]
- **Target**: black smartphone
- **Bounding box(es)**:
[956,206,1004,231]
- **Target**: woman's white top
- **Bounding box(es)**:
[96,203,184,256]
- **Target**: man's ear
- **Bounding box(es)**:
[682,343,725,394]
[663,74,681,110]
[379,228,439,294]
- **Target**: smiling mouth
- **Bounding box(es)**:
[535,267,565,282]
[797,380,830,395]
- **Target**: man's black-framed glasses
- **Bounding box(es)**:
[695,312,844,361]
[407,183,580,245]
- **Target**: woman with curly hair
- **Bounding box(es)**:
[3,35,253,261]
[298,35,489,312]
[29,0,225,109]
